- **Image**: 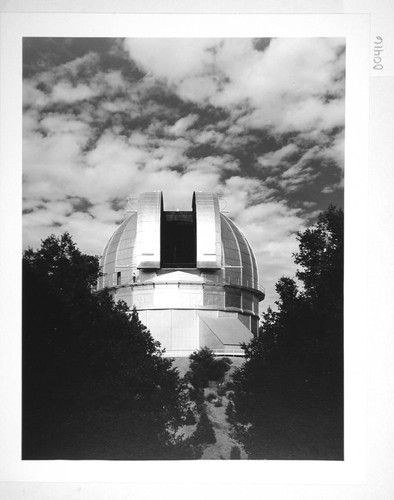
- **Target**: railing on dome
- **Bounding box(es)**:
[102,272,265,295]
[162,348,245,358]
[212,348,245,357]
[201,274,265,295]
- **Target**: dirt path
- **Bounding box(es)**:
[172,356,248,459]
[201,389,247,460]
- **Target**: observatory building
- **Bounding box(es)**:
[98,191,264,357]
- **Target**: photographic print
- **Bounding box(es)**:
[22,37,344,461]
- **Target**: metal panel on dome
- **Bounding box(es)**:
[135,191,162,269]
[199,316,253,346]
[221,215,242,285]
[225,217,253,288]
[101,219,129,287]
[193,192,221,269]
[246,237,259,290]
[115,213,137,279]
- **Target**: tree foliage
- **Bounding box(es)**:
[232,206,344,459]
[185,347,232,389]
[22,232,189,459]
[190,409,216,446]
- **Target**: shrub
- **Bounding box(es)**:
[189,386,204,403]
[206,392,217,403]
[227,390,235,400]
[184,407,196,425]
[230,445,241,459]
[226,400,235,422]
[191,409,216,445]
[217,384,226,397]
[224,381,235,391]
[185,347,232,389]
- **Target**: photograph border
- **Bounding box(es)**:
[1,2,390,498]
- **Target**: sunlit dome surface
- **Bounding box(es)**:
[101,193,261,289]
[97,191,264,357]
[99,211,260,293]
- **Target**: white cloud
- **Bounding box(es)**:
[167,114,199,136]
[258,143,299,169]
[23,37,344,312]
[40,113,91,135]
[322,128,345,170]
[23,208,119,256]
[51,82,98,103]
[124,38,217,83]
[186,155,240,174]
[124,37,345,139]
[23,83,50,108]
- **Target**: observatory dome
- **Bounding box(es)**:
[98,191,264,357]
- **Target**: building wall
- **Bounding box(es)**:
[109,282,260,319]
[138,309,198,354]
[199,316,224,350]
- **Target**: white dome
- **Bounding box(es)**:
[99,191,263,296]
[97,191,264,356]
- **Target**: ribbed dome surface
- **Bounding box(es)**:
[220,214,259,290]
[99,210,260,292]
[100,212,138,285]
[97,192,263,355]
[99,192,261,290]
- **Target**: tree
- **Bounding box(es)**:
[190,409,216,445]
[22,232,189,459]
[232,206,344,459]
[230,445,241,459]
[185,347,232,389]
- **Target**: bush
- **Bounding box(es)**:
[226,400,235,422]
[190,409,216,445]
[227,391,235,400]
[217,384,226,397]
[206,392,217,403]
[184,407,196,425]
[224,381,235,392]
[186,347,232,389]
[188,386,205,413]
[230,445,241,459]
[164,437,202,460]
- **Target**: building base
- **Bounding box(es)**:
[137,308,253,357]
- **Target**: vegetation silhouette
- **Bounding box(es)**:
[190,409,216,446]
[185,347,232,389]
[232,206,344,460]
[22,205,343,460]
[22,232,192,459]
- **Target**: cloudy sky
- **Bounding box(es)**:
[22,37,345,311]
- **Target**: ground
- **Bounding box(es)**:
[173,356,247,460]
[201,387,247,459]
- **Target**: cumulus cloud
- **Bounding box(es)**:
[124,38,218,84]
[22,37,345,311]
[257,143,299,170]
[167,114,199,136]
[124,37,345,134]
